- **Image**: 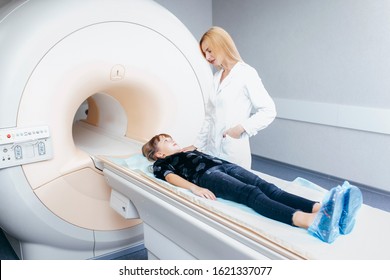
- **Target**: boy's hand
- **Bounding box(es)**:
[165,173,216,200]
[191,186,216,200]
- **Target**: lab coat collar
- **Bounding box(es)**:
[215,61,242,93]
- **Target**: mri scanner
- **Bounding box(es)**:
[0,0,210,259]
[1,0,390,260]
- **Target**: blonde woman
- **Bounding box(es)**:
[187,26,276,169]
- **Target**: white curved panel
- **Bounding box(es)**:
[0,0,212,128]
[88,93,128,136]
[18,22,205,189]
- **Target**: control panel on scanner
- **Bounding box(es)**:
[0,126,53,169]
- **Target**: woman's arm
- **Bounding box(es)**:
[165,173,216,200]
[241,67,277,137]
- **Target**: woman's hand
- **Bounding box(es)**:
[223,124,245,139]
[182,145,197,152]
[190,185,216,200]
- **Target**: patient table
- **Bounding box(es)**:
[97,152,390,260]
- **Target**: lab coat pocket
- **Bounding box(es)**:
[221,135,243,158]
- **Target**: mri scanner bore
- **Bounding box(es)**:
[0,0,211,259]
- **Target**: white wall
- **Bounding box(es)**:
[155,0,212,40]
[0,0,11,9]
[212,0,390,191]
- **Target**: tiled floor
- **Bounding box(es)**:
[1,155,389,260]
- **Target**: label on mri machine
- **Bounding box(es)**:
[0,125,53,169]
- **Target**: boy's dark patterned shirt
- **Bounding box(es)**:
[153,150,228,184]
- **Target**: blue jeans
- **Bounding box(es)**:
[198,164,317,225]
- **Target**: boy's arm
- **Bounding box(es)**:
[165,173,216,200]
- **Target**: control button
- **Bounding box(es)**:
[7,134,11,138]
[14,145,23,160]
[38,141,46,155]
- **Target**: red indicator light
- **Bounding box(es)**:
[7,134,11,138]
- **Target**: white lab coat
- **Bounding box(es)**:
[194,61,276,169]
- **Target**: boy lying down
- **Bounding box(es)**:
[142,133,363,243]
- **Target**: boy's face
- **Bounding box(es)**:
[155,135,182,158]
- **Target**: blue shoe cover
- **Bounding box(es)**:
[339,181,363,235]
[308,186,343,243]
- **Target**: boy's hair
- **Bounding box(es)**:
[142,133,172,161]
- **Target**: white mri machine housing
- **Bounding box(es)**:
[0,0,211,259]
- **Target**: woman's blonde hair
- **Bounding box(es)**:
[142,133,172,161]
[199,26,242,65]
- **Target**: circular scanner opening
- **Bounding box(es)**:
[72,83,170,157]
